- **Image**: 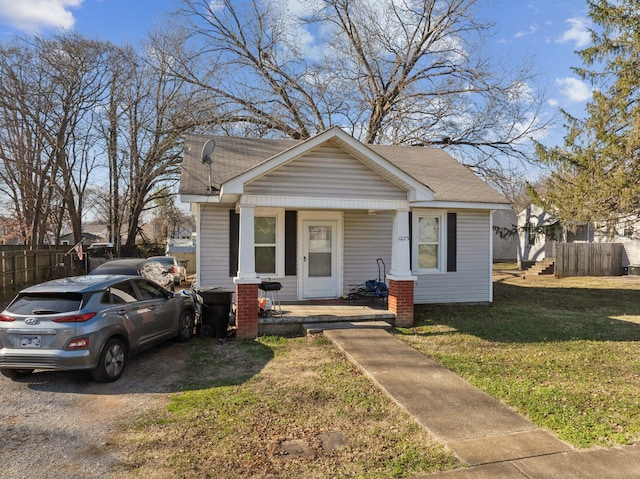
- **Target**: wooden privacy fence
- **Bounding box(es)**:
[1,248,79,296]
[554,242,623,277]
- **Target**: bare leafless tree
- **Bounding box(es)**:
[0,32,216,250]
[0,38,65,246]
[115,35,217,255]
[165,0,550,186]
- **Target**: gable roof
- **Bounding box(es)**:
[179,127,509,206]
[367,145,506,204]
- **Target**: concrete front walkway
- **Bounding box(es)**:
[323,327,640,478]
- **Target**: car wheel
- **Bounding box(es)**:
[1,368,34,380]
[91,337,127,382]
[177,310,194,342]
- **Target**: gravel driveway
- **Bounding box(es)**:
[0,341,189,479]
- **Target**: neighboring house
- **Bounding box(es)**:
[166,237,195,254]
[492,208,518,262]
[517,204,640,268]
[166,237,196,275]
[58,231,103,246]
[83,223,110,240]
[518,204,562,267]
[179,127,511,339]
[175,228,193,240]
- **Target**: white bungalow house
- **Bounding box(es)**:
[179,127,511,339]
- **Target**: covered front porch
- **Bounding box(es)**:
[257,300,396,336]
[232,202,417,339]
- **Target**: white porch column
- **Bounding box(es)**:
[234,202,261,340]
[236,203,258,279]
[389,208,413,278]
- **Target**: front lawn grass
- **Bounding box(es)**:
[116,272,640,478]
[115,336,457,478]
[398,273,640,448]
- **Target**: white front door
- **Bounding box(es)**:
[301,218,340,299]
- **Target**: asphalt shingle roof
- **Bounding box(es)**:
[179,132,509,205]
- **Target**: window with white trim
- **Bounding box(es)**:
[254,208,284,276]
[413,211,445,272]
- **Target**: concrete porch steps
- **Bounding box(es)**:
[525,258,555,276]
[258,303,395,335]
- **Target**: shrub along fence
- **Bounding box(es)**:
[554,242,623,277]
[0,246,83,297]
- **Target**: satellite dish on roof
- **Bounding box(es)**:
[201,139,217,194]
[202,139,215,165]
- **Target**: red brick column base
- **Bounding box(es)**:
[388,279,415,328]
[235,283,259,340]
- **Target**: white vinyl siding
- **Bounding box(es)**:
[198,205,299,301]
[342,211,393,296]
[414,211,492,304]
[199,206,493,304]
[245,144,406,200]
[199,205,234,290]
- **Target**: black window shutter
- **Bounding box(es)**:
[408,211,413,268]
[285,211,297,276]
[229,210,239,277]
[447,212,457,272]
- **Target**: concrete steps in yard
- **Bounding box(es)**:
[525,258,555,276]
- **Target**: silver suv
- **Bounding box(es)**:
[0,275,195,382]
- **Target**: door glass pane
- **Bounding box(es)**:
[308,226,332,277]
[309,226,331,251]
[309,252,331,277]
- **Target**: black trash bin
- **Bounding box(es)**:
[198,288,233,340]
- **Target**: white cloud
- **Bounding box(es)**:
[556,17,591,48]
[0,0,83,33]
[555,77,592,103]
[284,0,321,17]
[515,23,539,39]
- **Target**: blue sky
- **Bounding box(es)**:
[0,0,594,147]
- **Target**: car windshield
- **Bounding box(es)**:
[7,293,85,315]
[151,257,173,266]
